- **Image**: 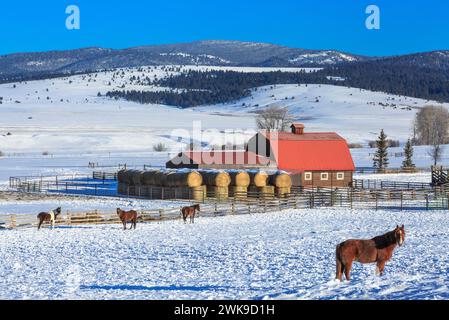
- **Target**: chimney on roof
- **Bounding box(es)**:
[291,123,305,135]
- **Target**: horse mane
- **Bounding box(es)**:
[371,229,397,249]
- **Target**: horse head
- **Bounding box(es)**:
[394,225,405,246]
[55,207,62,217]
[116,208,122,215]
[194,204,201,211]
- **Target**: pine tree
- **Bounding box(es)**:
[373,129,389,170]
[401,139,415,169]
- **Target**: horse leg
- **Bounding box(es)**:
[123,221,126,230]
[376,260,386,276]
[344,261,353,281]
[336,257,343,281]
[37,219,43,230]
[133,218,136,230]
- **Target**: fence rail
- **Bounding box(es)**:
[9,174,117,196]
[353,179,432,191]
[2,188,448,230]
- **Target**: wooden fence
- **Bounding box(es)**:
[2,188,448,230]
[9,174,117,196]
[352,179,432,191]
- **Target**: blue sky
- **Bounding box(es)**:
[0,0,448,56]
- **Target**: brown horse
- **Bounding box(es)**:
[336,225,405,281]
[181,204,200,224]
[116,208,138,230]
[37,207,62,230]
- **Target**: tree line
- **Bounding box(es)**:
[106,63,449,107]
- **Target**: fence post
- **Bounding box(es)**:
[400,192,403,211]
[350,189,353,209]
[10,214,17,229]
[67,211,72,226]
[375,192,378,211]
[426,194,429,210]
[446,193,449,210]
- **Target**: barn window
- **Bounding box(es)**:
[321,172,329,181]
[337,172,345,180]
[304,172,312,181]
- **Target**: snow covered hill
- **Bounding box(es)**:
[0,40,364,79]
[1,65,449,175]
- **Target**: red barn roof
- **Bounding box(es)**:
[260,130,355,172]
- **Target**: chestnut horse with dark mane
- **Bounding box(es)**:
[181,204,200,223]
[116,208,138,230]
[37,207,62,230]
[336,225,405,281]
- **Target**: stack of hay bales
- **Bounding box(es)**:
[128,170,144,196]
[141,169,165,197]
[228,170,250,199]
[269,172,292,197]
[248,171,274,198]
[117,169,128,195]
[201,170,231,200]
[139,169,204,201]
[117,169,144,196]
[164,170,204,201]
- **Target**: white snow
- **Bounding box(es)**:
[0,208,447,300]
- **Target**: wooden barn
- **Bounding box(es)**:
[166,123,355,188]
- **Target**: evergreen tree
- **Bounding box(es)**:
[373,129,389,170]
[401,139,415,169]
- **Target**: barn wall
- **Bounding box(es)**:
[301,171,353,188]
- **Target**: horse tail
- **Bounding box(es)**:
[336,243,343,280]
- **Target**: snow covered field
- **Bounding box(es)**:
[2,65,449,176]
[1,65,448,151]
[0,208,448,300]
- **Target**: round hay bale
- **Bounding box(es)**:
[269,172,292,188]
[191,185,206,201]
[163,171,178,187]
[128,170,144,186]
[117,182,127,194]
[120,170,140,185]
[230,186,248,199]
[213,186,229,200]
[142,170,158,185]
[276,187,291,198]
[228,171,250,187]
[117,169,127,183]
[164,171,202,188]
[248,171,269,187]
[142,170,166,186]
[201,171,231,187]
